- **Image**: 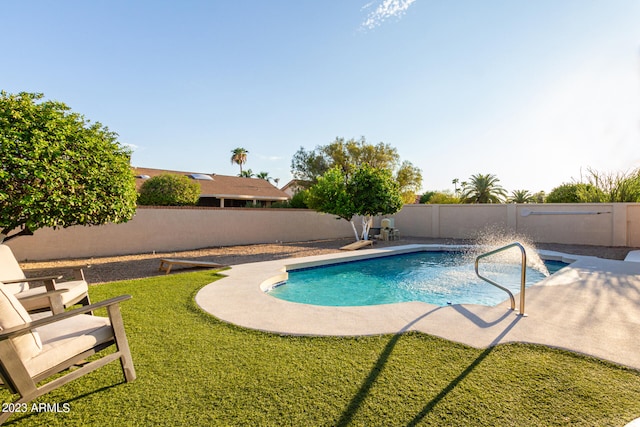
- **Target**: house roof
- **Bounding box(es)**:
[280,179,309,193]
[132,167,289,201]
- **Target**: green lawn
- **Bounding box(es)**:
[4,271,640,426]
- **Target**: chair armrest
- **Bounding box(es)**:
[15,289,68,302]
[4,275,62,292]
[2,275,63,285]
[16,289,69,315]
[72,268,86,281]
[0,295,132,341]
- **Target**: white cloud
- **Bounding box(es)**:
[361,0,417,30]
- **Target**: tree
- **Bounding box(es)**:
[230,147,249,174]
[290,137,422,202]
[270,190,309,209]
[459,173,507,203]
[289,190,308,208]
[256,171,272,182]
[422,191,460,204]
[0,91,137,243]
[306,165,403,241]
[137,174,200,206]
[395,160,422,203]
[582,167,640,202]
[509,189,535,204]
[532,191,546,203]
[305,167,355,231]
[419,191,436,203]
[239,169,255,178]
[452,178,460,194]
[546,183,603,203]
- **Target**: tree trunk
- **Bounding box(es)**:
[349,221,360,241]
[0,227,33,243]
[360,217,372,240]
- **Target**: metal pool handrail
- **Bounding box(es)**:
[474,242,527,316]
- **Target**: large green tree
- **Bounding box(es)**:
[0,91,137,242]
[291,137,422,204]
[306,165,403,240]
[459,173,507,204]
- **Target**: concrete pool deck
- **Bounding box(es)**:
[195,244,640,370]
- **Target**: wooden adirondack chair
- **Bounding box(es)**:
[0,286,136,424]
[0,245,90,314]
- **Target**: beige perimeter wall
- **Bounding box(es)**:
[395,203,635,246]
[7,207,356,261]
[6,203,640,261]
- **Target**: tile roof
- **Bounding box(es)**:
[132,167,289,201]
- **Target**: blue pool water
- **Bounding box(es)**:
[267,251,568,307]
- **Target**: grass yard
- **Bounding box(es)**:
[3,271,640,426]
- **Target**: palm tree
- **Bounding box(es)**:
[230,148,249,174]
[256,171,272,182]
[510,189,534,204]
[452,178,460,194]
[460,173,507,203]
[239,169,254,178]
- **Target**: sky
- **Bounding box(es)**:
[2,0,640,194]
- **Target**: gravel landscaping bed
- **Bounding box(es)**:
[18,237,636,284]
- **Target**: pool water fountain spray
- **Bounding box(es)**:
[464,228,549,276]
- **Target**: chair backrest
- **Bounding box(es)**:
[0,285,42,361]
[0,245,28,294]
[381,218,391,229]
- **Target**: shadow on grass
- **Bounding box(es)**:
[406,314,521,426]
[335,307,523,427]
[335,307,443,427]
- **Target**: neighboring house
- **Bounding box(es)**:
[133,167,290,208]
[280,179,309,197]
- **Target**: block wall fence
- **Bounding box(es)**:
[6,203,640,261]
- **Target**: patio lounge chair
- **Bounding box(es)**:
[0,245,89,315]
[375,218,399,241]
[0,286,136,424]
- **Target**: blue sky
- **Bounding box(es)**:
[2,0,639,193]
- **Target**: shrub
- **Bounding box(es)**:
[419,192,436,203]
[423,192,460,204]
[546,183,603,203]
[270,190,310,209]
[138,174,200,206]
[289,190,309,208]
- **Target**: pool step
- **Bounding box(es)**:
[624,250,640,263]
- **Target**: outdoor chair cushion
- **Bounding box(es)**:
[0,245,28,294]
[25,314,113,377]
[0,286,42,360]
[17,280,88,312]
[0,245,89,313]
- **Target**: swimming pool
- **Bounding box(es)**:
[267,251,567,307]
